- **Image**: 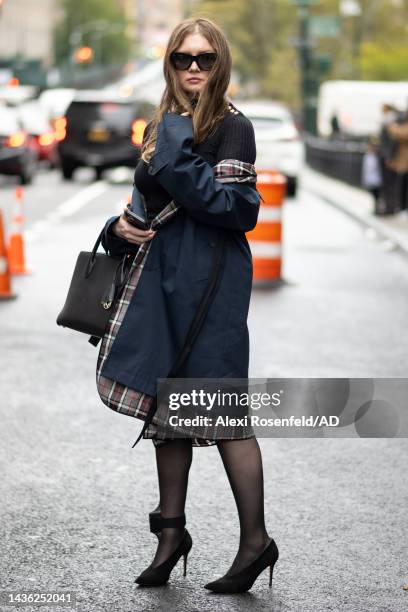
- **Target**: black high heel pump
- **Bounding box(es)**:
[204,537,279,593]
[135,514,192,587]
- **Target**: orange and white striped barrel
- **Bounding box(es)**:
[246,170,286,283]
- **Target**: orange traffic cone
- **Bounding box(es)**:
[0,209,17,299]
[247,170,287,284]
[8,186,33,275]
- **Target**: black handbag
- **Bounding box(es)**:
[56,227,134,341]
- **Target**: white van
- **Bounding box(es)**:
[318,80,408,138]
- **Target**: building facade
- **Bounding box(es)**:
[137,0,184,54]
[0,0,61,66]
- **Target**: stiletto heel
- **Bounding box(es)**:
[204,538,279,594]
[183,552,188,577]
[135,514,192,587]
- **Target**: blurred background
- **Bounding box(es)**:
[0,1,407,202]
[0,0,407,190]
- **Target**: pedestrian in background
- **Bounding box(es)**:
[330,113,341,140]
[361,139,383,215]
[386,110,408,216]
[378,104,399,215]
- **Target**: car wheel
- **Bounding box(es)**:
[20,171,33,185]
[95,167,104,181]
[286,176,297,197]
[20,163,35,185]
[61,160,75,181]
[19,151,37,185]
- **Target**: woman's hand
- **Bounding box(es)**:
[112,207,156,245]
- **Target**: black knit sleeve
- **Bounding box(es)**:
[145,112,260,231]
[215,113,257,165]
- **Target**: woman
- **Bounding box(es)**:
[100,17,279,593]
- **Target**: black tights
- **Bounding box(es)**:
[150,439,192,566]
[150,437,270,573]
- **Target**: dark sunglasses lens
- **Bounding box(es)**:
[171,53,191,70]
[171,52,217,70]
[197,54,217,70]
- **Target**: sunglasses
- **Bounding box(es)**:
[170,52,217,71]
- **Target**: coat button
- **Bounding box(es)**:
[209,241,216,247]
[148,166,154,175]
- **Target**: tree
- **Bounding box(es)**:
[191,0,300,105]
[192,0,408,112]
[360,43,408,81]
[54,0,132,67]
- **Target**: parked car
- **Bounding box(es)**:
[0,105,37,184]
[37,88,75,122]
[57,91,155,180]
[234,100,303,196]
[18,101,58,167]
[0,85,38,107]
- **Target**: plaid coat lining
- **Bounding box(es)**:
[96,158,258,448]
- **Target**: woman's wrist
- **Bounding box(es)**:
[110,219,121,238]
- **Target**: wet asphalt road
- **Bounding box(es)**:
[1,167,407,612]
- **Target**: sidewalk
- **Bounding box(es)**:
[302,166,408,257]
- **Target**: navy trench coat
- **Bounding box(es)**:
[99,112,260,397]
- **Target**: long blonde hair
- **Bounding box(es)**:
[141,17,232,163]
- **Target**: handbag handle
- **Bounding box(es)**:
[84,228,105,278]
[84,226,133,277]
[84,227,134,312]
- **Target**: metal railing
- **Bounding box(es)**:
[305,134,366,188]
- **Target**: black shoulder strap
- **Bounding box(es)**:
[131,231,227,448]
